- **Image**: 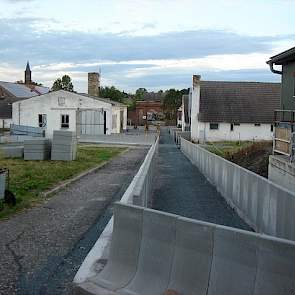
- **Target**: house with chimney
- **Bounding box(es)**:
[183,75,281,142]
[12,72,127,137]
[0,62,49,129]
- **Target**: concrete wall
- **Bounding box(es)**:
[74,136,159,284]
[74,202,295,295]
[269,155,295,192]
[12,90,113,138]
[111,106,128,133]
[181,137,295,241]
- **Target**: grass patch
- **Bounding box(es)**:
[0,146,125,219]
[205,141,252,157]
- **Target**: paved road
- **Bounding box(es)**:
[152,128,251,231]
[0,147,147,295]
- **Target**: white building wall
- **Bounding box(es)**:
[111,106,127,133]
[199,122,273,142]
[12,90,113,138]
[190,75,201,141]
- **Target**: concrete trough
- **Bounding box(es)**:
[74,202,295,295]
[24,138,51,160]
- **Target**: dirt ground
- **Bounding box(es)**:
[205,141,273,178]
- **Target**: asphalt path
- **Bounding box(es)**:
[152,128,251,231]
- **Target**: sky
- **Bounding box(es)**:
[0,0,294,93]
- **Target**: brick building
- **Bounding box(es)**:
[128,100,164,126]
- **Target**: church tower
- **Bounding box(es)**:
[24,61,32,84]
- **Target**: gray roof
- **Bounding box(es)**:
[0,81,49,98]
[267,47,295,65]
[79,93,127,107]
[198,81,281,124]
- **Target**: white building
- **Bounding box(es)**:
[184,75,281,142]
[12,90,127,138]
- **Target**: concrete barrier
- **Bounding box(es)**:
[51,130,77,161]
[74,135,159,286]
[79,134,157,146]
[24,138,51,160]
[88,204,143,291]
[175,130,191,146]
[74,203,295,295]
[0,146,24,158]
[180,137,295,241]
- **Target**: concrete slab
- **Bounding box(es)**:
[254,235,295,295]
[118,208,176,295]
[168,217,214,295]
[89,203,143,291]
[208,226,258,295]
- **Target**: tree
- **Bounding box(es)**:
[100,86,128,103]
[162,88,189,121]
[52,75,74,92]
[135,88,147,100]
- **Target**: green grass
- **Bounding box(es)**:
[205,141,252,157]
[0,146,126,219]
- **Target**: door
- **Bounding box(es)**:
[77,109,105,136]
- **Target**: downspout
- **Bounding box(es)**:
[267,61,282,75]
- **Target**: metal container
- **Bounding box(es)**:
[0,169,6,199]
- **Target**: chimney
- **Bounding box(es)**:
[88,72,100,97]
[192,74,201,89]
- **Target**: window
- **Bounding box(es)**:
[230,123,234,131]
[38,114,47,127]
[254,123,261,126]
[61,114,69,128]
[209,123,219,130]
[58,97,65,106]
[271,124,274,132]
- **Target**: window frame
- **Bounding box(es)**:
[61,114,69,129]
[209,123,219,130]
[38,114,47,128]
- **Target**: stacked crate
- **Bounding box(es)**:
[51,130,77,161]
[24,138,51,160]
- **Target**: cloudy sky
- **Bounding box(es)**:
[0,0,294,92]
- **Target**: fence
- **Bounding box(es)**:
[10,124,45,137]
[180,137,295,241]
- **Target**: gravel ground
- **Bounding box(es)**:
[152,128,252,231]
[0,147,148,295]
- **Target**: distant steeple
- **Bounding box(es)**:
[25,61,32,84]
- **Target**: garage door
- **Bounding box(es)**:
[77,109,106,135]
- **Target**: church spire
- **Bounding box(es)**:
[25,61,32,84]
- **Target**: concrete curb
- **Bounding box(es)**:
[42,148,129,198]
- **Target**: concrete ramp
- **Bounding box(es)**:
[89,204,143,291]
[74,203,295,295]
[119,209,176,295]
